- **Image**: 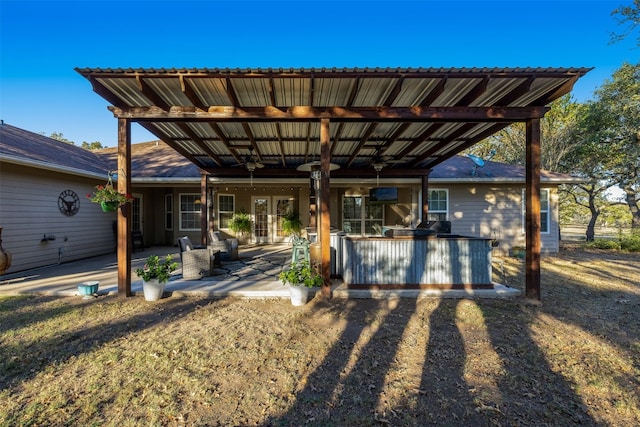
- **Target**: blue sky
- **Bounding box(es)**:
[1,0,637,147]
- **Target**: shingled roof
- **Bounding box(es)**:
[0,123,106,177]
[1,123,578,183]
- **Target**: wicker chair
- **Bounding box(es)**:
[207,230,239,261]
[177,236,220,280]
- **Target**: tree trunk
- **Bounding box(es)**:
[586,193,599,242]
[624,187,640,230]
[586,213,599,241]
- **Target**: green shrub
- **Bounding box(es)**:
[586,239,620,250]
[620,235,640,252]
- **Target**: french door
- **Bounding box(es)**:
[274,197,294,243]
[252,197,270,244]
[252,196,295,243]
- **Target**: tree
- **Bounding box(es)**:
[81,141,105,150]
[563,182,610,241]
[577,62,640,231]
[48,132,74,144]
[466,94,581,172]
[611,0,640,45]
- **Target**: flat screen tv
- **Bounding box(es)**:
[369,187,398,204]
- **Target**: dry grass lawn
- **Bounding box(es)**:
[1,243,639,426]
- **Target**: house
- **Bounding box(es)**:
[1,122,579,274]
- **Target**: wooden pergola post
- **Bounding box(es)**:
[117,118,132,297]
[525,118,541,300]
[200,173,208,246]
[320,118,331,298]
[421,173,430,222]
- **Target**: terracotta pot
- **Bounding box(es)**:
[0,227,12,275]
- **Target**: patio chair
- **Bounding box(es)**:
[207,230,239,261]
[177,236,220,280]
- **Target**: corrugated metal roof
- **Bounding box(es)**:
[75,66,591,180]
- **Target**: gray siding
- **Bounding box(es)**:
[446,184,559,254]
[0,163,116,273]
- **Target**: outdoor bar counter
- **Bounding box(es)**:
[339,233,493,289]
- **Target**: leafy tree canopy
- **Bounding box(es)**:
[81,141,105,150]
[611,0,640,45]
[47,132,74,144]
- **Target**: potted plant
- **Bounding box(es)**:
[228,210,252,244]
[134,254,179,301]
[278,260,323,306]
[86,176,134,212]
[280,211,302,240]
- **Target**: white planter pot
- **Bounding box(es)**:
[289,285,310,306]
[142,279,165,301]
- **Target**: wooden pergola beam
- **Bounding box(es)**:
[108,105,550,122]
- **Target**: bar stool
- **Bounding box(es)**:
[291,237,310,264]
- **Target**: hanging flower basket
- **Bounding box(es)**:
[86,173,133,212]
[100,201,119,212]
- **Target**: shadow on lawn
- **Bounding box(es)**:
[480,300,595,424]
[263,296,599,426]
[263,297,419,425]
[0,295,235,392]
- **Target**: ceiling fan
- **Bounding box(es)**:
[371,157,387,186]
[233,148,270,185]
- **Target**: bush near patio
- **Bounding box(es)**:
[586,234,640,251]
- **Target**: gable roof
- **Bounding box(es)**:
[96,141,202,179]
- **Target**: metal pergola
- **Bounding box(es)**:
[76,67,591,300]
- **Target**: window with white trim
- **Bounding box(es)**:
[179,193,201,231]
[521,189,550,233]
[342,195,384,235]
[427,189,448,221]
[218,194,235,229]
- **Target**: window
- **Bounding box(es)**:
[179,193,201,231]
[165,194,173,230]
[342,195,383,235]
[427,189,448,221]
[521,189,550,233]
[218,194,235,229]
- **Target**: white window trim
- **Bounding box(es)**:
[179,193,201,231]
[217,193,235,230]
[521,188,550,234]
[427,188,449,220]
[341,194,385,236]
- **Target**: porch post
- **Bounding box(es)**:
[200,173,208,246]
[525,118,541,300]
[421,172,430,222]
[320,117,331,298]
[117,118,132,297]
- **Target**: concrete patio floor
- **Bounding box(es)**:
[0,243,520,299]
